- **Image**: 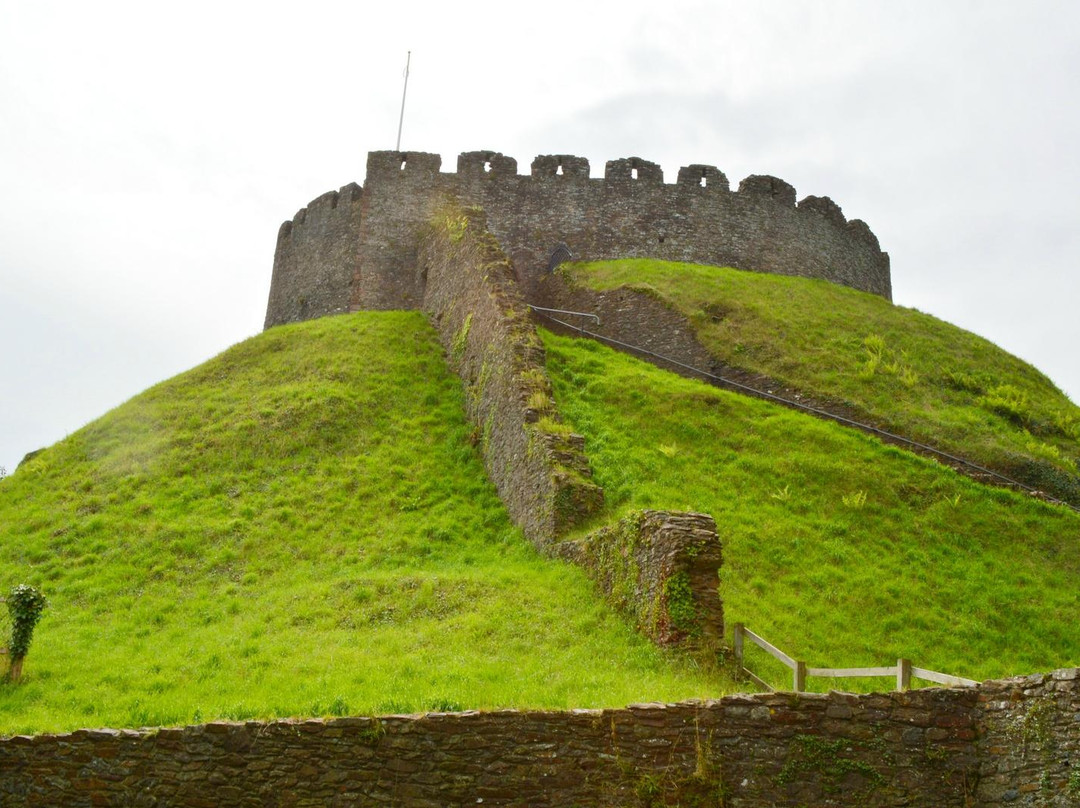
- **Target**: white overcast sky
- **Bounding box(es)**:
[2,0,1078,474]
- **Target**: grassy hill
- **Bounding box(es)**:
[563,259,1080,504]
[0,313,722,735]
[3,265,1078,731]
[543,328,1080,689]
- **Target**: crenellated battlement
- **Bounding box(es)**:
[265,150,891,327]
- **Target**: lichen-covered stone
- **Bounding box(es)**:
[556,510,723,652]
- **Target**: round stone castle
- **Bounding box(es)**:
[265,150,891,329]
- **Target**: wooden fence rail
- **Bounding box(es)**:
[732,623,979,693]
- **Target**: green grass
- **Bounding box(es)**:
[543,329,1080,690]
[565,259,1080,503]
[0,312,725,735]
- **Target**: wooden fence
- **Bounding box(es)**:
[732,623,979,693]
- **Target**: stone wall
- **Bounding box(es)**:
[5,669,1077,806]
[0,685,984,807]
[533,269,720,382]
[555,510,724,652]
[263,150,891,328]
[975,668,1080,806]
[6,670,1078,806]
[418,206,602,546]
[264,183,363,328]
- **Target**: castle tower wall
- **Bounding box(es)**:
[264,151,891,329]
[264,183,363,329]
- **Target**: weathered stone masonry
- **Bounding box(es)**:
[418,208,723,651]
[3,669,1076,807]
[264,150,891,329]
[418,206,603,545]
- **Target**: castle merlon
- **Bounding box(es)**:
[265,150,892,328]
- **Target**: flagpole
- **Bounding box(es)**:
[396,51,411,152]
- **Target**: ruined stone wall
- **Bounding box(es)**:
[264,183,363,328]
[555,510,724,653]
[418,206,602,546]
[264,150,891,328]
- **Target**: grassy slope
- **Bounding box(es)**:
[0,312,724,735]
[565,260,1080,502]
[543,329,1080,690]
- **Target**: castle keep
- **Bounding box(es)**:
[264,150,891,328]
[260,148,896,669]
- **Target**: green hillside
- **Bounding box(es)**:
[0,313,721,735]
[543,328,1080,688]
[3,266,1078,731]
[564,259,1080,504]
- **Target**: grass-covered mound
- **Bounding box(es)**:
[543,329,1080,690]
[0,313,723,735]
[564,260,1080,504]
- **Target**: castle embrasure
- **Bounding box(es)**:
[264,151,891,328]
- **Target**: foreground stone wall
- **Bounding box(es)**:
[975,668,1080,806]
[264,150,891,328]
[0,689,977,807]
[418,206,602,545]
[5,670,1078,806]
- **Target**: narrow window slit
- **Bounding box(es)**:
[631,168,639,180]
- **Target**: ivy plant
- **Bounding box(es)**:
[7,584,47,681]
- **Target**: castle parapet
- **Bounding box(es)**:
[798,195,846,226]
[738,175,798,207]
[266,150,893,328]
[457,151,518,176]
[366,150,442,181]
[605,157,663,184]
[677,165,729,191]
[531,155,590,179]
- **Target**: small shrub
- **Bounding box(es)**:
[1052,410,1080,441]
[944,370,988,394]
[526,390,553,413]
[1024,437,1062,464]
[6,585,47,682]
[979,384,1031,426]
[535,415,573,436]
[842,490,867,509]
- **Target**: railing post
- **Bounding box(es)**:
[733,623,744,667]
[897,658,912,691]
[794,660,807,693]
